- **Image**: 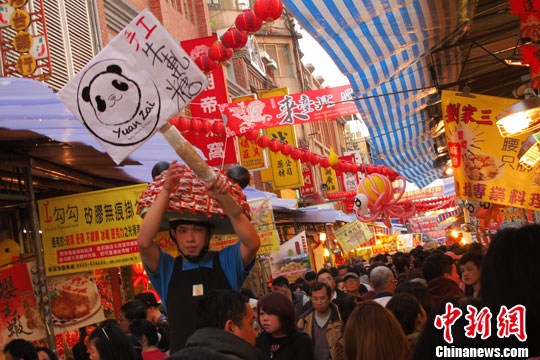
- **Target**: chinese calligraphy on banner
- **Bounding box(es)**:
[442,91,540,211]
[0,262,46,346]
[223,85,357,135]
[58,9,207,164]
[334,220,373,252]
[259,88,303,190]
[38,184,147,276]
[270,231,311,283]
[321,166,339,193]
[181,35,237,166]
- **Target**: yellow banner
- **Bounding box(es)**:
[232,94,267,171]
[442,91,540,210]
[334,220,373,252]
[321,166,339,193]
[38,184,147,276]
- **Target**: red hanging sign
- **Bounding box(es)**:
[222,85,358,135]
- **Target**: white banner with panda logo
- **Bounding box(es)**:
[58,8,208,164]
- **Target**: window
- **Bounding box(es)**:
[263,44,293,77]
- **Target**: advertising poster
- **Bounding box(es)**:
[0,262,46,347]
[38,184,147,276]
[442,91,540,211]
[233,94,267,171]
[270,231,311,282]
[334,220,373,252]
[48,272,105,332]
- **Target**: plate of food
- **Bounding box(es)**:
[50,275,102,327]
[463,151,503,182]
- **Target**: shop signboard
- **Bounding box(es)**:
[233,94,267,171]
[442,91,540,211]
[0,262,46,346]
[181,35,237,166]
[223,85,357,135]
[299,162,316,197]
[38,184,147,276]
[269,231,311,283]
[321,166,339,193]
[58,9,207,164]
[334,220,373,252]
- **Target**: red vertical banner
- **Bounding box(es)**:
[180,36,237,166]
[299,162,316,197]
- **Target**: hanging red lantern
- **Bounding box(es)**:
[332,161,342,171]
[177,116,191,132]
[222,27,248,50]
[235,9,263,34]
[290,148,302,160]
[301,151,311,163]
[203,120,214,133]
[213,121,226,135]
[245,129,259,141]
[257,135,271,148]
[281,143,292,156]
[310,154,320,165]
[320,157,330,168]
[191,118,203,132]
[194,54,217,74]
[269,139,283,152]
[254,0,283,23]
[208,41,233,64]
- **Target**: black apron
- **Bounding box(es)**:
[166,252,232,353]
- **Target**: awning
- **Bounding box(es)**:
[283,0,475,187]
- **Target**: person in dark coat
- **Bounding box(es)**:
[422,252,464,308]
[256,292,314,360]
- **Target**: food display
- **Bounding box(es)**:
[464,152,499,181]
[50,276,99,321]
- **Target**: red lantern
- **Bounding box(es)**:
[194,54,217,74]
[191,118,203,132]
[235,9,263,34]
[281,143,292,156]
[245,129,259,141]
[290,148,302,160]
[269,139,282,152]
[254,0,283,22]
[208,41,233,64]
[320,157,330,168]
[213,121,226,135]
[178,116,191,132]
[332,161,342,171]
[301,151,311,163]
[203,120,214,134]
[257,135,270,148]
[222,27,248,50]
[310,154,320,165]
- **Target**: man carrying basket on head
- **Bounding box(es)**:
[136,160,260,353]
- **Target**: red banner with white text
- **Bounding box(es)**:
[222,85,358,135]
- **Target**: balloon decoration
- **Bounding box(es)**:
[465,200,504,230]
[132,263,149,289]
[354,174,415,227]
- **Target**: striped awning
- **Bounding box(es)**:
[283,0,475,187]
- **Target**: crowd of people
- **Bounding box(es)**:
[4,162,539,359]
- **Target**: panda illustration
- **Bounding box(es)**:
[81,64,141,126]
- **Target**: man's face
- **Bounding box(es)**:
[231,303,259,345]
[311,288,331,313]
[460,261,481,286]
[337,268,348,280]
[317,273,336,292]
[344,277,360,294]
[174,224,209,257]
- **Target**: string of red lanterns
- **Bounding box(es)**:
[169,115,399,178]
[194,0,284,73]
[412,195,457,213]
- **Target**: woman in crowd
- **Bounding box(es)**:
[255,292,313,360]
[129,319,168,360]
[343,301,409,360]
[36,347,58,360]
[88,323,138,360]
[386,293,426,351]
[72,324,97,360]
